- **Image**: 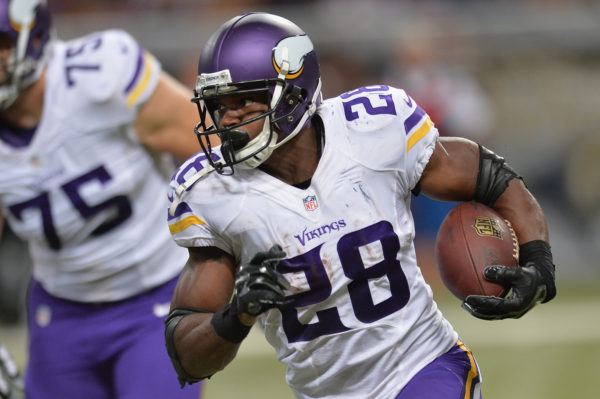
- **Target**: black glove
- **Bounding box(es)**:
[462,240,556,320]
[234,244,292,316]
[211,245,292,343]
[0,341,23,399]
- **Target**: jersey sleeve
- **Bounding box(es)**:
[61,29,162,130]
[398,89,439,190]
[166,153,235,255]
[336,85,439,193]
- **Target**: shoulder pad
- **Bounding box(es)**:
[336,85,413,133]
[64,29,160,105]
[168,152,219,217]
[324,85,438,184]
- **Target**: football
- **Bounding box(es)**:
[434,201,519,301]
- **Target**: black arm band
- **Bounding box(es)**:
[519,240,556,303]
[474,144,522,207]
[164,307,211,387]
[211,299,252,343]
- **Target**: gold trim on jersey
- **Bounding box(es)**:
[457,339,480,399]
[406,116,434,152]
[126,52,154,107]
[168,215,206,235]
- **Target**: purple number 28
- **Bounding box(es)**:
[277,221,410,343]
[341,85,397,121]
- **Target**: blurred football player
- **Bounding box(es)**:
[0,0,209,397]
[165,12,556,399]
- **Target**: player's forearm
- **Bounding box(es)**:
[175,313,242,378]
[492,179,549,245]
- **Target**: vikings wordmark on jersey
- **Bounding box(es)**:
[168,85,461,399]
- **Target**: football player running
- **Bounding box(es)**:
[0,0,210,398]
[165,12,556,399]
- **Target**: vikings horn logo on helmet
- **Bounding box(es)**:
[9,0,41,30]
[272,35,314,79]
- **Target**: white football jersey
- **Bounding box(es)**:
[0,30,188,302]
[168,85,458,399]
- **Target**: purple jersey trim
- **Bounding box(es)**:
[404,104,426,134]
[167,201,194,220]
[124,44,145,94]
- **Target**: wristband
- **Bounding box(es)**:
[210,300,252,343]
[519,240,556,303]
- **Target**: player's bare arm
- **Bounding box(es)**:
[167,246,239,381]
[134,71,214,161]
[419,137,556,319]
[166,244,291,386]
[418,137,479,202]
[420,137,549,243]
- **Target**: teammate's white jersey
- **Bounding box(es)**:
[0,30,188,302]
[168,85,458,399]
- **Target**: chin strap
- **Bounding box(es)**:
[271,45,322,150]
[273,77,322,150]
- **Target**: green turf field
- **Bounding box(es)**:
[205,282,600,399]
[2,282,598,399]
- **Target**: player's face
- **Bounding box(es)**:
[0,34,13,85]
[211,92,269,140]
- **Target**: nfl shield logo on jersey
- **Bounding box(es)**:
[303,195,318,211]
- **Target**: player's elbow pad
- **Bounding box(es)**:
[164,307,211,387]
[474,144,522,206]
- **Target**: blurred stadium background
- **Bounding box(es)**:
[1,0,599,398]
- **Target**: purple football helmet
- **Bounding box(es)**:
[0,0,52,109]
[192,12,322,173]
